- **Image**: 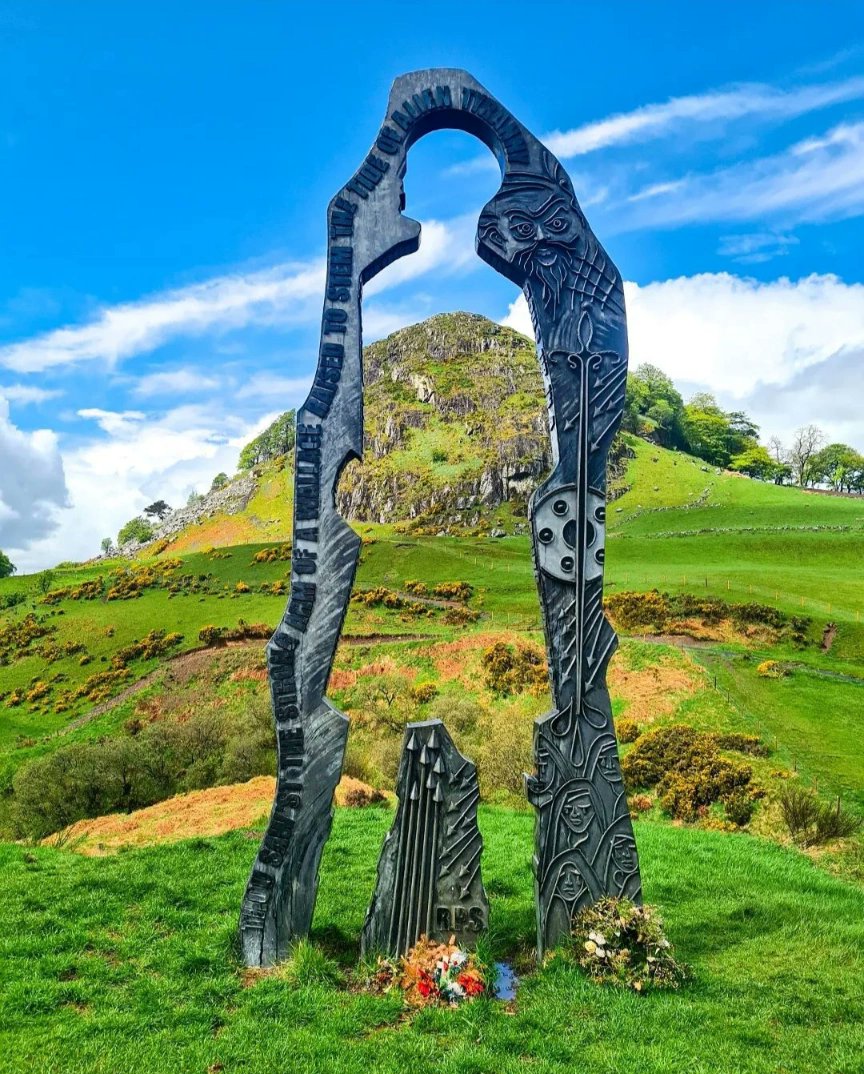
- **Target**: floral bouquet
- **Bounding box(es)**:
[571,897,685,992]
[370,936,487,1007]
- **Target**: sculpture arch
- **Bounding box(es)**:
[239,69,641,967]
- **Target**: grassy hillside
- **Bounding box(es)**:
[2,329,864,1072]
[2,809,863,1074]
[1,432,862,829]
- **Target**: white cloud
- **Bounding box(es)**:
[0,261,326,374]
[12,403,265,572]
[0,216,480,377]
[365,215,478,294]
[544,75,864,158]
[0,398,68,559]
[132,368,221,398]
[623,120,864,228]
[717,232,799,264]
[0,384,63,405]
[78,408,147,435]
[236,374,312,401]
[502,272,864,448]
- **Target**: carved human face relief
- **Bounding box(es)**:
[560,788,593,838]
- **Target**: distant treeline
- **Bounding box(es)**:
[623,363,863,491]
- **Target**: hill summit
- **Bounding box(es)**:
[336,312,550,534]
[135,312,557,553]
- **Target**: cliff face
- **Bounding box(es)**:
[121,311,629,556]
[336,312,550,534]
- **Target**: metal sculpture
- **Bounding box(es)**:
[239,69,641,967]
[361,720,487,957]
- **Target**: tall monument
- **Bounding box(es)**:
[239,69,641,967]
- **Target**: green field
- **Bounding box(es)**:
[2,432,864,1073]
[1,808,862,1074]
[1,436,863,814]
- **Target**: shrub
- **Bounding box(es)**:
[628,793,653,815]
[235,581,250,593]
[779,784,862,846]
[56,668,130,706]
[815,797,863,843]
[474,705,533,797]
[117,516,154,546]
[621,725,711,788]
[605,590,669,631]
[616,719,640,744]
[12,688,277,839]
[112,630,183,667]
[410,681,438,704]
[442,606,480,626]
[427,694,484,734]
[25,681,50,703]
[199,625,226,647]
[723,787,758,826]
[343,785,386,808]
[571,898,685,992]
[757,660,787,678]
[350,673,415,735]
[0,613,55,663]
[403,579,429,596]
[252,544,291,564]
[622,724,757,825]
[715,732,769,756]
[658,757,753,822]
[481,640,548,696]
[433,581,473,603]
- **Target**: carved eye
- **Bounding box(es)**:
[483,226,506,249]
[547,217,567,232]
[511,220,536,240]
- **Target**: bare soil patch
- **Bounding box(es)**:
[608,649,703,726]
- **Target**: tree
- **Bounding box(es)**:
[681,406,734,467]
[811,443,864,493]
[37,570,55,596]
[626,365,685,448]
[767,436,786,464]
[238,410,296,471]
[766,436,791,484]
[210,472,229,491]
[729,445,780,480]
[645,399,677,446]
[0,551,16,578]
[117,517,154,546]
[100,537,113,554]
[186,490,204,507]
[143,500,172,521]
[789,425,825,487]
[727,411,760,442]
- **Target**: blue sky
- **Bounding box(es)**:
[2,1,864,570]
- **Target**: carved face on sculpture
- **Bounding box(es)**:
[560,788,593,839]
[478,155,589,315]
[609,834,638,888]
[557,862,588,903]
[596,740,624,787]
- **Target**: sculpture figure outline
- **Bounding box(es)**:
[239,69,641,967]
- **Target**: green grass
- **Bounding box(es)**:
[700,652,864,810]
[1,807,862,1074]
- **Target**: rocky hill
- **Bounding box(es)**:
[118,312,630,555]
[336,313,551,533]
